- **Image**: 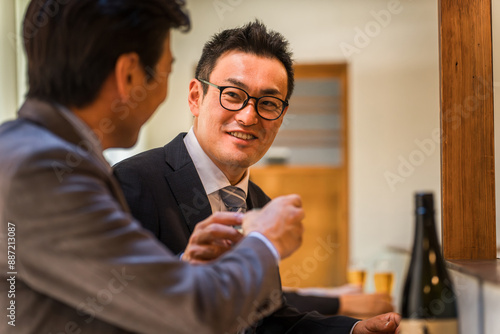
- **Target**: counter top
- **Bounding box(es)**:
[447,259,500,285]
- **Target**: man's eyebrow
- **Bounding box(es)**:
[226,78,247,88]
[225,78,283,97]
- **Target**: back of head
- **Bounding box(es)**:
[23,0,190,109]
[195,20,295,101]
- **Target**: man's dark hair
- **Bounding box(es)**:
[195,20,294,101]
[23,0,190,108]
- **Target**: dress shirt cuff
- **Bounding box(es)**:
[350,320,361,334]
[247,231,280,264]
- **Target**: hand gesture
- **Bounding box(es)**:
[243,194,304,259]
[339,293,394,316]
[353,312,401,334]
[182,212,244,263]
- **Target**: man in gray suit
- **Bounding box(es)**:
[0,1,306,333]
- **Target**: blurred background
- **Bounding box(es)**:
[1,0,499,311]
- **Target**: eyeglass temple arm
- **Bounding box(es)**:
[197,78,219,90]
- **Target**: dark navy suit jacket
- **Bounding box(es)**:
[114,133,358,333]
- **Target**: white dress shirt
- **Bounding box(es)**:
[183,127,279,263]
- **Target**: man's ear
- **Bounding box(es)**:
[188,78,203,117]
[115,52,141,101]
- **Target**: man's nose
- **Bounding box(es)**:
[235,99,259,126]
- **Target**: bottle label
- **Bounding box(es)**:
[399,319,458,333]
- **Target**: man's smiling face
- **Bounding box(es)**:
[189,50,289,180]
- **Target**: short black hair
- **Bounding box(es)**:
[195,20,294,101]
[23,0,190,108]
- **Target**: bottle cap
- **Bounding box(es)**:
[415,192,434,214]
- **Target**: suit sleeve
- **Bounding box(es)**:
[255,304,359,334]
[4,146,282,334]
[283,291,340,315]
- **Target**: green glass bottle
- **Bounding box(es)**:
[399,192,459,333]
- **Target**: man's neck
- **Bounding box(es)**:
[221,166,247,186]
[207,155,247,186]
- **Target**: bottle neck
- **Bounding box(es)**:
[413,211,440,249]
[410,217,435,276]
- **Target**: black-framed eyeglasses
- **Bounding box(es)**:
[197,78,288,121]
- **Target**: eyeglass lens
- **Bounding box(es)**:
[221,86,284,120]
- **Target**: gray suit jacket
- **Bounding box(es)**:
[0,100,283,334]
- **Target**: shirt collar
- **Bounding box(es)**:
[183,127,249,197]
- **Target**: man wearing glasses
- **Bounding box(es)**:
[114,20,399,333]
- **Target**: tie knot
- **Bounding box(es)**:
[220,186,247,213]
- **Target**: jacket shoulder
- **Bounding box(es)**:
[113,147,165,172]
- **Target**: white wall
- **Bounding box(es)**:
[0,0,19,123]
[0,0,34,122]
[144,0,441,267]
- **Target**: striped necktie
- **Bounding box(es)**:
[219,186,247,213]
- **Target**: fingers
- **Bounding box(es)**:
[192,222,243,244]
[390,312,401,327]
[183,242,233,263]
[201,211,244,227]
[192,212,244,245]
[353,312,401,334]
[270,194,305,219]
[243,194,305,259]
[288,194,304,211]
[283,194,306,223]
[183,212,245,263]
[258,194,302,213]
[374,312,401,333]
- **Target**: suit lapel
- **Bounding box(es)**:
[246,182,271,211]
[163,134,212,232]
[246,187,258,211]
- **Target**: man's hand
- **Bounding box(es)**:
[339,293,394,316]
[182,212,244,263]
[352,312,401,334]
[242,194,304,259]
